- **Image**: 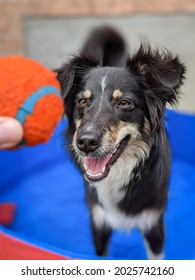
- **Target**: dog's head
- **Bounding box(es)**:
[57,27,185,184]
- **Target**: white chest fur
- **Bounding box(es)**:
[95,184,159,233]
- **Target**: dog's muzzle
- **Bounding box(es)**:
[76,128,130,182]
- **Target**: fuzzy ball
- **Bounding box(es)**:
[0,56,64,147]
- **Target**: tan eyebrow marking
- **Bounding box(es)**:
[83,90,92,99]
[112,89,123,99]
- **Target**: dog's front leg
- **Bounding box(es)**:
[143,214,165,260]
[91,204,112,256]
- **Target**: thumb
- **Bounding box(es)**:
[0,117,23,149]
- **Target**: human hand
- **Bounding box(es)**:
[0,117,23,149]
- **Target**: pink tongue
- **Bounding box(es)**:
[85,154,112,174]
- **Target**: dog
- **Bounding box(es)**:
[57,26,186,259]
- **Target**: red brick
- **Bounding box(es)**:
[0,15,11,32]
[0,38,24,56]
[0,15,22,36]
[0,0,188,58]
[93,0,137,15]
[185,0,195,10]
[9,15,23,34]
[42,0,137,15]
[1,0,42,15]
[139,0,183,13]
[42,0,93,15]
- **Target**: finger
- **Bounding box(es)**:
[0,117,23,149]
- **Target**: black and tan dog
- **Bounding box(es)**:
[57,27,185,259]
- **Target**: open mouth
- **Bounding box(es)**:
[83,135,130,182]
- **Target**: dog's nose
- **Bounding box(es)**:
[76,133,100,153]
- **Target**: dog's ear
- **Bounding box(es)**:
[56,55,98,119]
[128,44,186,131]
[129,44,186,104]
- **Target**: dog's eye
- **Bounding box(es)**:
[77,98,88,108]
[117,100,133,109]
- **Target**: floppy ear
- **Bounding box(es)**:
[128,44,186,131]
[56,55,98,119]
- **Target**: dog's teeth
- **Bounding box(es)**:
[86,171,103,177]
[95,173,102,177]
[84,163,87,170]
[102,167,105,173]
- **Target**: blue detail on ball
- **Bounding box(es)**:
[16,85,61,125]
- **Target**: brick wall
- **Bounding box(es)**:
[0,0,195,56]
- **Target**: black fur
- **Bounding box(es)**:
[91,222,112,256]
[144,214,164,255]
[57,26,186,258]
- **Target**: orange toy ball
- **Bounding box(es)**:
[0,56,64,147]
